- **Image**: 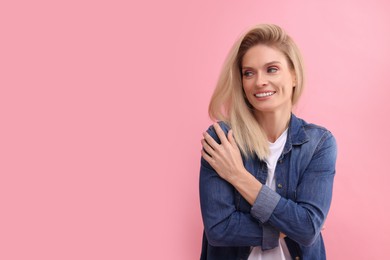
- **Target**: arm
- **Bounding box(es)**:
[200,158,263,247]
[200,123,279,249]
[203,123,337,247]
[255,132,337,246]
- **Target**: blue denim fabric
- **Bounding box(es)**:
[199,114,337,260]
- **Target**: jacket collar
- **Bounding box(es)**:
[280,114,309,159]
[288,113,309,146]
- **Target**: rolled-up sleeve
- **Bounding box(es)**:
[250,131,337,247]
[251,185,282,223]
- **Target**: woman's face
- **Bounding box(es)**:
[241,44,296,116]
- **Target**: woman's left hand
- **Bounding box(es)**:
[201,123,246,182]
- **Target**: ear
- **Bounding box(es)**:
[292,72,297,87]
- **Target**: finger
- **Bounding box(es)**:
[201,138,215,157]
[203,131,219,150]
[201,149,214,165]
[213,123,228,145]
[227,130,238,148]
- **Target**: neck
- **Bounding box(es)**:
[254,109,291,143]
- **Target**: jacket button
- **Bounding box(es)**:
[277,183,283,188]
[295,257,300,260]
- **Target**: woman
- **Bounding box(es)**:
[199,24,337,260]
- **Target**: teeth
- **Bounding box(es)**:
[255,92,275,98]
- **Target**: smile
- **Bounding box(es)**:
[255,91,276,98]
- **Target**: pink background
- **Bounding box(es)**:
[1,0,390,259]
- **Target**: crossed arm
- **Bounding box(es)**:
[200,122,337,247]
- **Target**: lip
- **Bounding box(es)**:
[254,91,276,99]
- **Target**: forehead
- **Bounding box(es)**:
[241,44,288,66]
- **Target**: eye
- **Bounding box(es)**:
[243,70,254,78]
[267,66,278,73]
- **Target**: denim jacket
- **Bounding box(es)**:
[199,114,337,260]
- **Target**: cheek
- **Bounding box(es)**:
[242,80,252,93]
[285,80,295,92]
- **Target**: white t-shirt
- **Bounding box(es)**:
[248,128,292,260]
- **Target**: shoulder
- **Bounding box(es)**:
[293,115,333,138]
[294,115,337,152]
[290,116,337,169]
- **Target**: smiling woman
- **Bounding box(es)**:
[241,45,296,140]
[199,24,337,260]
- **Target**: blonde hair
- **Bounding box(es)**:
[209,24,305,159]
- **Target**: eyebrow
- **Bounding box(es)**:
[241,61,282,70]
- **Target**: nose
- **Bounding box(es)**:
[256,72,268,87]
